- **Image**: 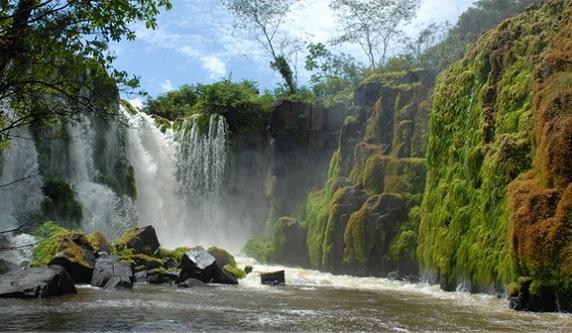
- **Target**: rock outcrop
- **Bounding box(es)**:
[91,253,134,289]
[417,0,572,311]
[115,225,160,255]
[0,265,76,299]
[48,232,96,284]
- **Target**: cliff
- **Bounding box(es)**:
[418,0,572,311]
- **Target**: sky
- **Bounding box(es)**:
[112,0,477,106]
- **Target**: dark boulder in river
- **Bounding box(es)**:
[48,232,96,284]
[91,253,134,289]
[179,246,218,283]
[0,265,76,299]
[179,246,237,284]
[116,225,160,255]
[261,270,285,286]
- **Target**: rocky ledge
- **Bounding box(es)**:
[0,222,248,299]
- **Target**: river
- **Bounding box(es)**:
[1,258,570,332]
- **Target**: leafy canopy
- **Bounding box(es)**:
[0,0,172,144]
[144,80,275,134]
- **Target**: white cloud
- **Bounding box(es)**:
[201,55,226,79]
[160,79,174,92]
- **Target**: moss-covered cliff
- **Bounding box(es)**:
[418,0,572,310]
[250,70,433,277]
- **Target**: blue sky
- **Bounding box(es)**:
[112,0,477,106]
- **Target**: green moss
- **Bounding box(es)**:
[157,246,189,262]
[30,222,94,269]
[224,264,246,279]
[417,1,570,290]
[343,201,368,264]
[31,222,70,267]
[384,158,426,194]
[244,238,273,263]
[208,246,237,267]
[87,231,113,254]
[507,282,520,297]
[114,226,138,250]
[41,178,83,227]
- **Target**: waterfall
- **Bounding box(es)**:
[127,112,250,250]
[177,114,228,203]
[0,104,137,271]
[65,115,137,237]
[0,118,42,270]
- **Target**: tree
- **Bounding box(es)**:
[330,0,420,69]
[222,0,298,94]
[0,0,172,145]
[402,22,445,60]
[305,42,363,101]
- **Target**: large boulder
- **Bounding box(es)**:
[0,265,76,299]
[48,233,96,284]
[91,253,134,289]
[179,246,237,285]
[116,225,160,255]
[179,246,218,283]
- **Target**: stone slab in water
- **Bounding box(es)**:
[0,265,76,299]
[261,270,285,286]
[91,254,134,289]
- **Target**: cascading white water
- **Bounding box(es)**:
[65,116,136,238]
[127,111,249,250]
[0,119,42,269]
[177,114,228,202]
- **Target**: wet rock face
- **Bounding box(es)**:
[0,265,76,299]
[269,99,346,218]
[91,253,134,289]
[120,226,160,255]
[48,233,95,284]
[273,217,309,268]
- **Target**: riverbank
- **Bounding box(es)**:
[1,257,570,332]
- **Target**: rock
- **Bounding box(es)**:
[116,225,160,255]
[261,270,285,286]
[0,265,76,299]
[147,268,178,284]
[178,278,206,288]
[208,247,243,283]
[88,232,113,254]
[244,266,253,275]
[48,232,96,284]
[179,246,218,283]
[134,270,147,283]
[273,217,309,267]
[91,253,134,289]
[179,246,238,285]
[208,248,232,268]
[213,268,238,285]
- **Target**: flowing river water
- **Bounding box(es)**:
[1,257,571,332]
